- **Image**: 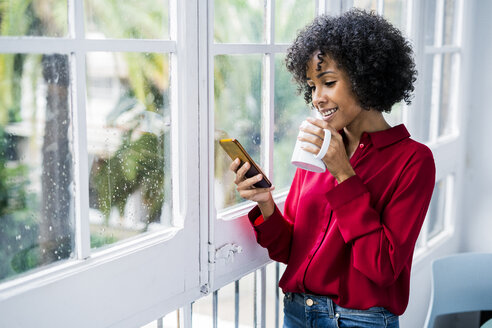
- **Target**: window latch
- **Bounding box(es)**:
[214,243,243,264]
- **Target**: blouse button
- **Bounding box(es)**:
[359,143,364,149]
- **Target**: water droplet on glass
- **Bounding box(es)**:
[49,226,53,231]
[16,235,21,240]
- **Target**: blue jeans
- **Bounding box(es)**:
[283,292,399,328]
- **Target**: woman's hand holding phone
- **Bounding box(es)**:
[230,158,275,219]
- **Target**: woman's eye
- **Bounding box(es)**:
[325,81,336,87]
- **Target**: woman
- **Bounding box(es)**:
[230,9,435,328]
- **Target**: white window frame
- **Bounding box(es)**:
[0,1,204,327]
[411,0,466,258]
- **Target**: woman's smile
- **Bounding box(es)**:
[319,106,338,121]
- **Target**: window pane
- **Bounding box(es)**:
[384,102,404,129]
[0,0,68,37]
[353,0,378,11]
[424,0,437,46]
[84,0,169,39]
[438,53,457,137]
[214,0,265,43]
[427,177,449,239]
[275,0,315,43]
[442,0,457,46]
[86,52,171,250]
[214,55,263,210]
[0,53,75,282]
[274,54,309,191]
[384,0,407,32]
[421,54,437,142]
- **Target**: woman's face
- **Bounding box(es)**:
[306,52,363,131]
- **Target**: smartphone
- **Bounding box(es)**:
[219,138,272,188]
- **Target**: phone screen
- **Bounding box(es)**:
[219,139,272,188]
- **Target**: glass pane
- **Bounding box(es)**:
[84,0,169,39]
[424,0,437,46]
[274,54,309,191]
[214,0,265,43]
[214,55,263,210]
[438,53,457,137]
[0,53,75,282]
[427,178,448,239]
[275,0,315,43]
[353,0,378,11]
[421,54,437,142]
[384,102,404,127]
[86,52,171,250]
[384,0,407,32]
[442,0,457,46]
[0,0,68,37]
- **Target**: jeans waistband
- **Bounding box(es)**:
[285,292,393,316]
[285,292,336,316]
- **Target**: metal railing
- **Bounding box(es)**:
[143,262,284,328]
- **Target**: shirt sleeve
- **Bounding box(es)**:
[247,169,304,264]
[326,149,436,287]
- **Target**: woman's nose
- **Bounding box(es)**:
[312,87,324,108]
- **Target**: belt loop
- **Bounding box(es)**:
[327,297,335,318]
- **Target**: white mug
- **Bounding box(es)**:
[291,120,331,173]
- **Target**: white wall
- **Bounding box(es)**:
[461,0,492,253]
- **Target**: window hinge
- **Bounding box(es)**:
[200,284,210,295]
[208,242,243,272]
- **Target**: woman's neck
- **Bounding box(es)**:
[343,110,391,156]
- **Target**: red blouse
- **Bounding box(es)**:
[248,124,435,316]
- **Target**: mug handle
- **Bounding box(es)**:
[314,129,331,160]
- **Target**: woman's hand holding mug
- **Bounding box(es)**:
[296,117,355,183]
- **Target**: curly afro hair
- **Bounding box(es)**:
[285,9,417,113]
